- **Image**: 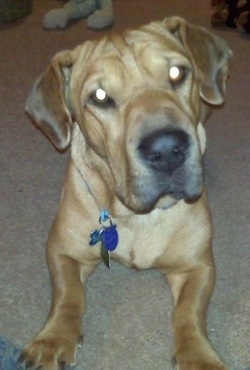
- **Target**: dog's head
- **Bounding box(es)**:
[26,17,232,213]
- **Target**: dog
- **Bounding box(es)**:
[20,17,232,369]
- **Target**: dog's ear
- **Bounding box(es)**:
[163,17,232,105]
[26,50,77,151]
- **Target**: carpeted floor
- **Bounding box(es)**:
[0,1,249,369]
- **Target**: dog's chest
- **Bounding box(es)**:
[110,210,174,269]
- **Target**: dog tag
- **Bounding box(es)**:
[101,225,118,252]
[89,210,119,269]
[100,242,111,269]
[89,228,104,246]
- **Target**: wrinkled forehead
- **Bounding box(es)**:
[74,26,190,93]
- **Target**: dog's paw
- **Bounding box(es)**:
[173,361,227,370]
[172,355,228,370]
[19,334,83,370]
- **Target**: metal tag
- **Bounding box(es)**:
[100,242,111,269]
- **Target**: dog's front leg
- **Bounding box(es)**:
[166,265,227,370]
[20,252,95,370]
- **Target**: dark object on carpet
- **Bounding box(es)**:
[211,0,250,33]
[0,0,32,23]
[0,336,75,370]
[0,336,25,370]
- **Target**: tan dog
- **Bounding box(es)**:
[20,17,232,370]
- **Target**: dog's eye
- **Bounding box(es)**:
[169,66,187,85]
[94,88,108,103]
[90,88,115,108]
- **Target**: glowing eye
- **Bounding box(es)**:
[94,88,108,102]
[89,88,115,108]
[169,66,186,83]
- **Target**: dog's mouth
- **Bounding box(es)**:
[149,188,203,212]
[116,173,204,214]
[155,189,203,210]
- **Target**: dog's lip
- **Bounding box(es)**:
[166,191,184,200]
[159,187,203,206]
[184,192,203,204]
[120,189,202,214]
[134,191,184,214]
[155,190,203,212]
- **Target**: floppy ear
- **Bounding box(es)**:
[26,50,76,151]
[163,17,232,105]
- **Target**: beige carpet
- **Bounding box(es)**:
[0,1,249,369]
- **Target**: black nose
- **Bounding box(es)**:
[138,129,189,173]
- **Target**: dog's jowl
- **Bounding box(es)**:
[20,17,232,370]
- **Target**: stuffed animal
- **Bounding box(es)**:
[237,0,250,32]
[211,0,250,33]
[43,0,114,30]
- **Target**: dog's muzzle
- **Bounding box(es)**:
[136,125,203,207]
[115,91,205,213]
[123,125,204,213]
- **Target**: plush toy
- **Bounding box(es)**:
[211,0,250,33]
[211,0,229,26]
[43,0,114,30]
[237,1,250,32]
